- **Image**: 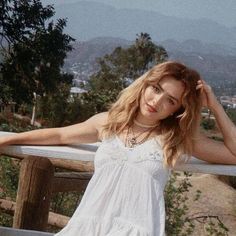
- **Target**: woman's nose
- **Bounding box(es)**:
[152,93,165,107]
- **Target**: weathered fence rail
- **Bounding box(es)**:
[0,131,236,235]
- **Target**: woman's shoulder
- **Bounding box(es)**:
[95,112,108,124]
[86,112,108,139]
[86,112,108,127]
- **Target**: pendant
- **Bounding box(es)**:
[129,137,137,147]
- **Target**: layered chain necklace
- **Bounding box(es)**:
[125,120,159,148]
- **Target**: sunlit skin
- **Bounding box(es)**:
[136,76,185,126]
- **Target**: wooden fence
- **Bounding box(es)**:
[0,131,236,235]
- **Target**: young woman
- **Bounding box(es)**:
[0,61,235,236]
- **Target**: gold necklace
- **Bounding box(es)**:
[134,119,159,128]
[125,126,154,148]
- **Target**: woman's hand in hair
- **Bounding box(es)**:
[196,79,220,111]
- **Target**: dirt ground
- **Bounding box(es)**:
[175,172,236,235]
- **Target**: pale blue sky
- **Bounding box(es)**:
[41,0,236,27]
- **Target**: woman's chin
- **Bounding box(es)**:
[137,111,160,124]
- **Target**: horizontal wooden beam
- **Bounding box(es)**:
[48,212,69,228]
[54,171,93,179]
[0,144,97,161]
[0,153,94,172]
[1,131,236,176]
[174,158,236,176]
[52,172,93,193]
[0,198,15,215]
[0,199,69,228]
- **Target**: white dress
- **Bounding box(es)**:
[55,135,171,236]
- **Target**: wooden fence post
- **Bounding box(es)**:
[13,156,54,231]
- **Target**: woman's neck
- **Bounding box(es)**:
[133,119,158,128]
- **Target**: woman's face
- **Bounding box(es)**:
[137,76,185,125]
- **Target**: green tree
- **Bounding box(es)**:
[92,32,168,85]
[201,118,216,130]
[0,0,75,105]
[84,33,168,114]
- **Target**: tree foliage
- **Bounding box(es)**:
[35,33,168,126]
[83,33,168,114]
[201,118,216,130]
[0,0,75,104]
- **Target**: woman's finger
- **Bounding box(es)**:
[198,81,212,92]
[196,84,203,90]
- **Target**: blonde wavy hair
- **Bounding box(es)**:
[102,60,203,169]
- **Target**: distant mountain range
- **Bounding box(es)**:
[64,37,236,93]
[47,1,236,93]
[54,1,236,48]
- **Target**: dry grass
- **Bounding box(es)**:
[175,172,236,235]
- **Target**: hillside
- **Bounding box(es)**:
[53,1,236,47]
[175,173,236,235]
[64,37,236,94]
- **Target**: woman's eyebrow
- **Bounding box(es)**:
[157,83,179,103]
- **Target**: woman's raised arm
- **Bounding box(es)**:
[192,80,236,164]
[0,112,108,147]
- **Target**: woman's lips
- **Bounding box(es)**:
[146,103,157,112]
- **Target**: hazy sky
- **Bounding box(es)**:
[41,0,236,28]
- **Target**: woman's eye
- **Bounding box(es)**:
[168,98,175,105]
[152,85,160,93]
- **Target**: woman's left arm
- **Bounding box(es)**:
[196,79,236,156]
[191,79,236,165]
